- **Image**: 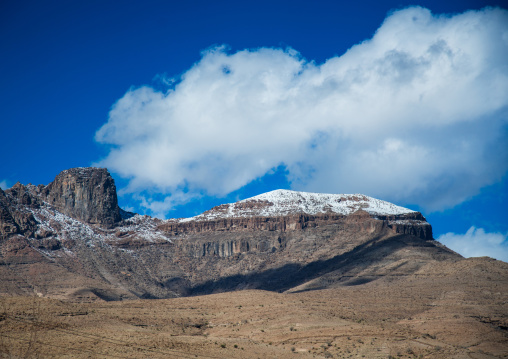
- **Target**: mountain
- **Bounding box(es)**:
[0,167,490,301]
[180,189,419,220]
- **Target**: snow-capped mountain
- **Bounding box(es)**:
[179,189,416,222]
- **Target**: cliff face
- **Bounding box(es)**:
[161,211,432,241]
[0,167,459,301]
[0,168,122,239]
[42,168,122,228]
[159,211,433,262]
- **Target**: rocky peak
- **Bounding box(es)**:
[5,182,40,207]
[43,167,122,228]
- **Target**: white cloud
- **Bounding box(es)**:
[438,226,508,262]
[96,6,508,215]
[0,180,9,190]
[129,191,199,219]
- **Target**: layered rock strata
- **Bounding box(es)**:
[42,167,122,228]
[161,211,432,241]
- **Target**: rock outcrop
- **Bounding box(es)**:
[0,168,122,239]
[42,167,122,228]
[0,188,19,239]
[0,183,40,239]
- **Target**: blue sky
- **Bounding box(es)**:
[1,0,507,261]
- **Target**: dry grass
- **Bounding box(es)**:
[1,260,507,359]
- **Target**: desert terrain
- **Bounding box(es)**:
[1,257,507,359]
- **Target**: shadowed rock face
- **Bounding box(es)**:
[0,188,19,239]
[43,168,121,228]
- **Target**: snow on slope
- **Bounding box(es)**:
[179,189,416,222]
[29,203,170,252]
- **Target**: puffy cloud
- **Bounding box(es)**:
[96,6,508,215]
[438,227,508,262]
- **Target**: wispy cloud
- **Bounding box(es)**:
[127,191,201,219]
[0,179,10,190]
[96,6,508,215]
[438,227,508,262]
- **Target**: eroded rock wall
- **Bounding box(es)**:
[42,168,121,228]
[158,210,432,260]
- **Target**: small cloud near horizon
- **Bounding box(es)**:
[95,6,508,217]
[438,227,508,263]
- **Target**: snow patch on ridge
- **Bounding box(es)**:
[178,189,416,222]
[29,202,170,250]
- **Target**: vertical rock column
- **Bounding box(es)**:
[43,167,122,228]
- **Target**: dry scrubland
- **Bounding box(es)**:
[1,258,507,359]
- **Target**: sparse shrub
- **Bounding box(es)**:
[220,343,226,348]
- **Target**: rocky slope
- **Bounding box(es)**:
[0,167,467,301]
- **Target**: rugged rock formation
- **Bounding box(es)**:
[0,188,19,239]
[0,167,121,239]
[0,183,39,239]
[161,211,432,241]
[42,167,122,228]
[0,167,463,301]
